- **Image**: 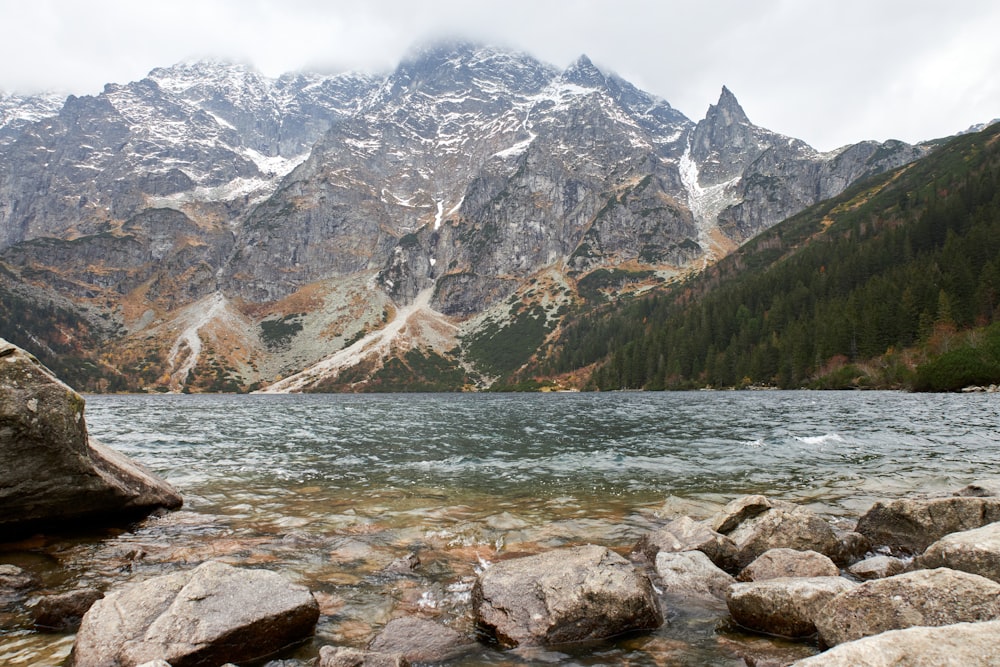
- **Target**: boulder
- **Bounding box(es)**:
[716,498,847,568]
[816,568,1000,647]
[71,560,319,667]
[634,515,738,571]
[791,620,1000,666]
[953,481,1000,497]
[855,495,1000,555]
[711,495,774,534]
[846,555,908,581]
[32,587,104,632]
[319,646,409,667]
[917,521,1000,582]
[737,548,839,582]
[654,550,735,601]
[472,544,662,647]
[0,339,182,533]
[368,616,475,663]
[726,577,857,639]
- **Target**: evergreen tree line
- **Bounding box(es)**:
[541,124,1000,390]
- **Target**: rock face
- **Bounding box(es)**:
[855,495,1000,554]
[71,560,319,667]
[792,620,1000,667]
[472,544,663,647]
[726,576,857,639]
[736,548,839,582]
[815,568,1000,647]
[0,338,182,532]
[916,521,1000,582]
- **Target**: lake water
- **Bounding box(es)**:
[2,391,999,665]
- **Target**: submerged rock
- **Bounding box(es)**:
[855,495,1000,555]
[71,560,319,667]
[472,544,662,647]
[792,620,1000,666]
[319,646,409,667]
[0,338,181,533]
[916,521,1000,582]
[32,587,104,632]
[815,567,1000,647]
[727,576,857,639]
[368,616,475,663]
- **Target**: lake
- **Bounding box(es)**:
[2,391,999,665]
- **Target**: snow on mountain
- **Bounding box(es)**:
[0,43,933,392]
[0,91,64,144]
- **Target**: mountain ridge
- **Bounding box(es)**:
[0,43,940,392]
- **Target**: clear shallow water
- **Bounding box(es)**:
[2,391,999,665]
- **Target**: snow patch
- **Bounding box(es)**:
[679,141,741,261]
[434,199,444,230]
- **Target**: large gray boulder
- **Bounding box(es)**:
[0,339,181,532]
[816,568,1000,647]
[736,548,839,582]
[472,544,662,647]
[654,550,735,601]
[712,496,849,568]
[726,576,857,639]
[792,620,1000,666]
[846,554,908,581]
[71,560,319,667]
[634,515,738,572]
[855,495,1000,555]
[917,521,1000,582]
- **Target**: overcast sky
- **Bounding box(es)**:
[1,0,998,151]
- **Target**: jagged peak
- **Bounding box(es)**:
[706,85,751,126]
[562,54,607,88]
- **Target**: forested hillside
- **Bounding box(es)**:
[539,124,1000,391]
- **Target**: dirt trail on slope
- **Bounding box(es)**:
[259,288,451,393]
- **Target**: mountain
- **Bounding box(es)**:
[541,122,1000,391]
[0,43,933,392]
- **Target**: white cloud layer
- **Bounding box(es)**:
[1,0,998,151]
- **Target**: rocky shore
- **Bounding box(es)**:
[4,336,1000,665]
[19,483,997,667]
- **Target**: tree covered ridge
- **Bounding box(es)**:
[539,123,1000,390]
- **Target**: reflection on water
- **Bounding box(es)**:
[2,391,999,665]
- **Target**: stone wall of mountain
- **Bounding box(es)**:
[0,42,936,391]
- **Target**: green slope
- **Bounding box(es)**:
[539,123,1000,391]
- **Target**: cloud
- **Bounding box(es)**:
[1,0,998,150]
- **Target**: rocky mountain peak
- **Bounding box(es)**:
[713,86,749,125]
[562,54,607,88]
